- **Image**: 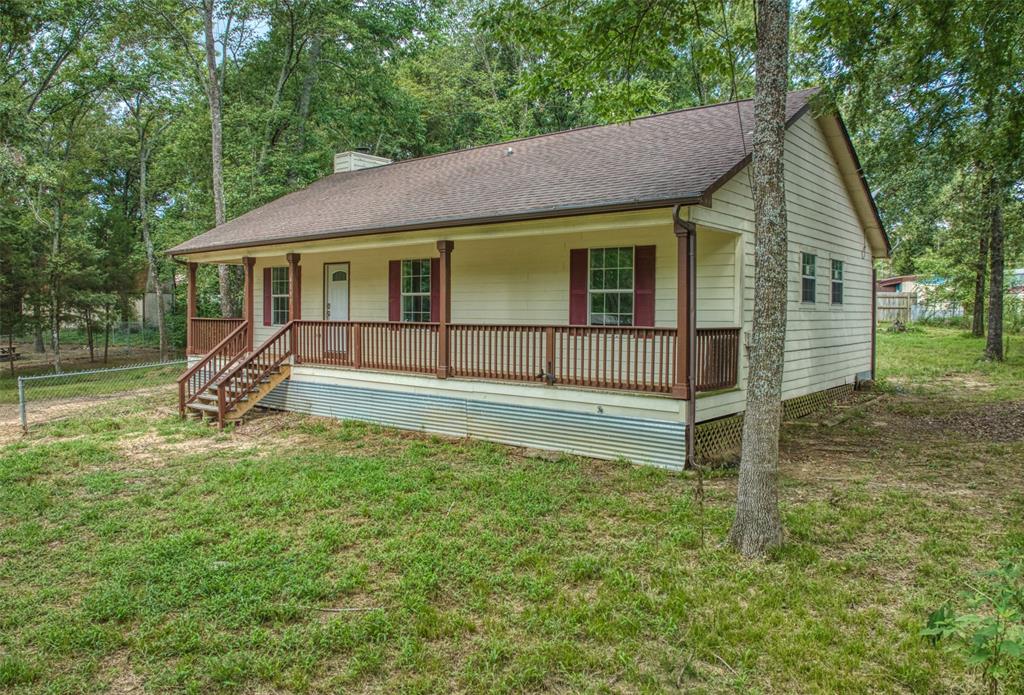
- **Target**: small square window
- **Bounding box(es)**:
[801,253,816,303]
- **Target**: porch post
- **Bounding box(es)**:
[672,206,698,470]
[671,215,696,400]
[186,262,197,355]
[436,240,454,378]
[242,256,255,351]
[286,252,301,321]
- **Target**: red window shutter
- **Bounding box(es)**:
[634,245,656,327]
[429,257,440,323]
[569,248,588,325]
[388,260,401,321]
[262,268,272,326]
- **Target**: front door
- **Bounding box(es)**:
[325,263,350,321]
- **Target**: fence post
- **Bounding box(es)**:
[18,376,27,433]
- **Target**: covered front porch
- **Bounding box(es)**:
[177,207,744,468]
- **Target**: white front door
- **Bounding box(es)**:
[325,263,350,321]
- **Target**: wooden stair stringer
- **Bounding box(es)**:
[224,365,291,421]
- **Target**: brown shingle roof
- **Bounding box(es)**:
[170,89,819,255]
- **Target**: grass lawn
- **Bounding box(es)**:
[1,327,1022,693]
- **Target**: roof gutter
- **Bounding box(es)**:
[167,194,710,257]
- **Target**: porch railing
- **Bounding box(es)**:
[284,321,740,395]
[190,317,246,355]
[177,321,249,414]
[695,327,741,392]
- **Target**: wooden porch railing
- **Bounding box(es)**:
[286,321,740,395]
[190,317,246,355]
[552,326,677,393]
[216,321,293,426]
[177,321,249,414]
[695,327,741,392]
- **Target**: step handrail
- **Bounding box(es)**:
[178,320,249,415]
[215,320,294,427]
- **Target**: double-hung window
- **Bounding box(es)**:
[801,253,817,303]
[270,267,290,324]
[831,259,844,305]
[401,259,431,322]
[589,247,634,325]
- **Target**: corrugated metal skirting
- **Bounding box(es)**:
[259,380,686,470]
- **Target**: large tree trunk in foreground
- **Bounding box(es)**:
[202,0,235,318]
[985,197,1003,360]
[727,0,789,558]
[972,226,987,337]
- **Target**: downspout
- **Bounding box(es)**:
[672,204,698,469]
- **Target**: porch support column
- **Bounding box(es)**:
[671,212,696,400]
[672,206,697,469]
[436,240,454,378]
[286,252,301,322]
[242,257,255,351]
[186,262,197,355]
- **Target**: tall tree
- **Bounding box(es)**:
[201,0,235,317]
[726,0,789,557]
[801,0,1024,359]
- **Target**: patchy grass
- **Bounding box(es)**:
[876,325,1024,400]
[0,361,184,406]
[1,327,1022,693]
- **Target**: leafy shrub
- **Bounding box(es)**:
[923,561,1024,694]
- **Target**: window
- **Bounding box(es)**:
[831,259,844,305]
[589,247,634,325]
[801,253,816,303]
[401,259,431,322]
[270,267,290,324]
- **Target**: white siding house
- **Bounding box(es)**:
[171,89,888,470]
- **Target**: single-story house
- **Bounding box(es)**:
[170,87,889,469]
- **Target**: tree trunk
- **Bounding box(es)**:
[103,305,110,364]
[86,310,94,362]
[295,36,321,153]
[202,0,234,318]
[139,137,168,362]
[49,212,62,374]
[972,225,988,337]
[985,197,1003,360]
[33,307,44,353]
[727,0,789,558]
[258,9,296,170]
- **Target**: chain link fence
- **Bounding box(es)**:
[11,360,185,432]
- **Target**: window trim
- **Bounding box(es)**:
[400,258,431,323]
[801,252,817,304]
[587,246,635,326]
[831,258,844,305]
[269,266,290,325]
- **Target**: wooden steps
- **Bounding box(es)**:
[184,364,291,426]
